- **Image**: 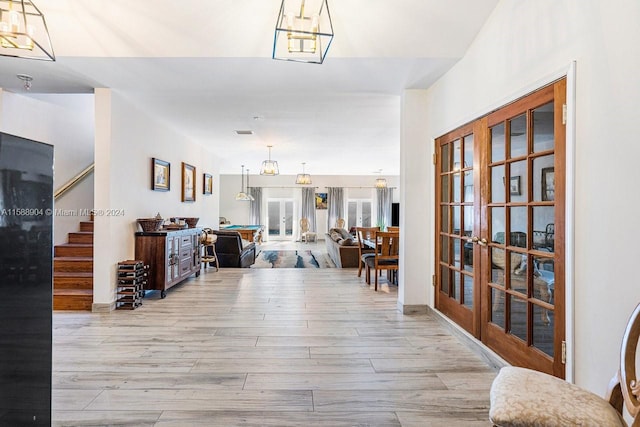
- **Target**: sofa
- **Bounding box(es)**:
[211,230,256,268]
[325,228,359,268]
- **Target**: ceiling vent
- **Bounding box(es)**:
[235,130,254,135]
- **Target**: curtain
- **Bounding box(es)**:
[248,187,262,225]
[376,187,393,230]
[301,187,316,232]
[327,187,344,230]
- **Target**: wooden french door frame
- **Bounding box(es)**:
[434,78,566,377]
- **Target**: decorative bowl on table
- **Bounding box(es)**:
[137,218,163,232]
[183,217,200,228]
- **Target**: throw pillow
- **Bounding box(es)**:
[330,231,342,242]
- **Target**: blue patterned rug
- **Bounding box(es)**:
[252,250,334,268]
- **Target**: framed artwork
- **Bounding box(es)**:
[510,176,521,195]
[182,162,196,202]
[315,192,327,210]
[203,173,213,195]
[542,167,555,201]
[152,158,170,191]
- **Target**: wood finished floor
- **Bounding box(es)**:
[53,265,497,426]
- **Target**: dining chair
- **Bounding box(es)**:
[355,226,379,280]
[490,302,640,426]
[364,231,399,291]
[387,226,400,232]
[300,218,316,243]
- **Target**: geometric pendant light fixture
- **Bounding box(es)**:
[0,0,55,61]
[295,162,312,184]
[272,0,334,64]
[245,168,255,201]
[374,169,387,188]
[375,177,388,189]
[260,145,280,176]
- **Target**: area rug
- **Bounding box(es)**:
[252,250,334,268]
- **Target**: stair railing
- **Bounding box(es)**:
[54,163,94,201]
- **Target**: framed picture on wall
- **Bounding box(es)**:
[510,176,521,195]
[542,167,555,201]
[203,173,213,195]
[182,162,196,202]
[315,192,327,209]
[152,158,170,191]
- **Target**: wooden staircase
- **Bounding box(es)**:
[53,221,94,310]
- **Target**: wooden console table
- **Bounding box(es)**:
[134,228,201,298]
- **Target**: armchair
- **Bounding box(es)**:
[212,230,256,268]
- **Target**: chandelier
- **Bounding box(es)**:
[260,145,280,176]
[295,162,312,185]
[374,169,387,189]
[272,0,334,64]
[375,178,387,189]
[0,0,55,61]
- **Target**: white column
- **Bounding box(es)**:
[398,89,431,313]
[92,88,114,311]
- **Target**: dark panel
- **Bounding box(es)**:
[0,133,53,426]
[391,203,399,227]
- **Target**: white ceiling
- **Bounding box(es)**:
[0,0,499,175]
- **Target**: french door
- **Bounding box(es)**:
[267,199,295,240]
[435,79,566,377]
[347,199,373,229]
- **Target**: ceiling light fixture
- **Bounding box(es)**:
[16,72,32,90]
[374,169,387,189]
[245,168,255,201]
[235,165,251,201]
[272,0,334,64]
[260,145,280,176]
[375,178,387,189]
[0,0,55,61]
[295,162,312,185]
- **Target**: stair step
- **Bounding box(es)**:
[54,272,93,289]
[68,232,93,244]
[55,243,93,257]
[79,221,94,232]
[54,257,93,273]
[53,289,93,311]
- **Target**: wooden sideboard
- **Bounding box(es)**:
[134,228,201,298]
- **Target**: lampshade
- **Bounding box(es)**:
[260,145,280,176]
[375,178,387,189]
[236,165,252,201]
[272,0,334,64]
[295,162,312,185]
[0,0,55,61]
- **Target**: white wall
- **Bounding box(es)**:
[93,89,221,308]
[219,174,400,238]
[0,91,95,245]
[408,0,640,393]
